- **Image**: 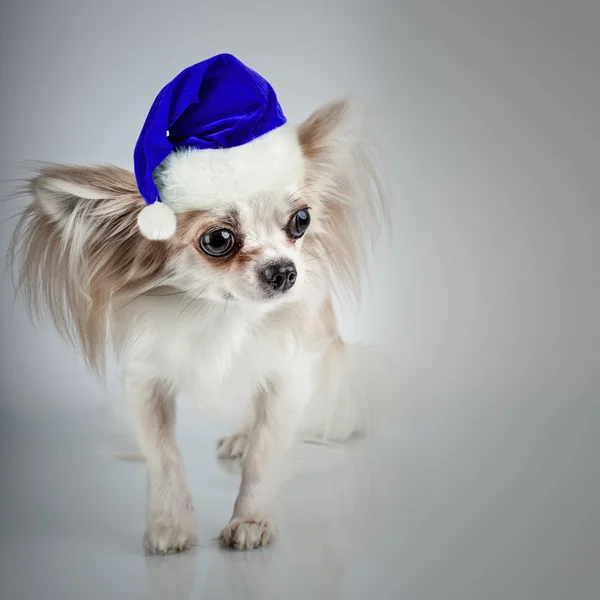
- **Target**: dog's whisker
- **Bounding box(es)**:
[284,182,322,205]
[111,273,175,315]
[175,283,213,324]
[304,246,340,263]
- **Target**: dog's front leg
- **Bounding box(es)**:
[220,370,310,550]
[124,370,196,554]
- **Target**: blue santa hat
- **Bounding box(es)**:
[133,53,304,240]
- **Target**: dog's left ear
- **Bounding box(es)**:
[296,98,387,208]
[296,98,388,304]
[297,98,365,170]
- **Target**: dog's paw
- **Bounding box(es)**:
[220,517,276,550]
[217,432,249,459]
[144,511,197,555]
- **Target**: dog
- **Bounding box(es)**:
[8,55,390,553]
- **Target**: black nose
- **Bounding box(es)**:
[261,261,297,293]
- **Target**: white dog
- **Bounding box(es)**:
[9,55,390,554]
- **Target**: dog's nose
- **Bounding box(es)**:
[261,261,297,293]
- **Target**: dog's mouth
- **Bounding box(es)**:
[220,276,302,307]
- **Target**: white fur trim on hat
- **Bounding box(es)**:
[155,123,305,213]
[137,201,177,240]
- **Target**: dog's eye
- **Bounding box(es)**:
[200,229,236,257]
[287,208,311,239]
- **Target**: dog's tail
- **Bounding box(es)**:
[298,340,400,443]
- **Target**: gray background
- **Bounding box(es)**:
[0,1,598,599]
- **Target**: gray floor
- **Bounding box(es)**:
[1,392,598,600]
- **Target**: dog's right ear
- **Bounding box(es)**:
[10,164,168,376]
[30,164,143,225]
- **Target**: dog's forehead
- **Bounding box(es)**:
[215,184,300,225]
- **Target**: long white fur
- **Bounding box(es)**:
[10,98,393,554]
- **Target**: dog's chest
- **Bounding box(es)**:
[163,307,280,405]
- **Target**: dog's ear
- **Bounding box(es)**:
[10,164,168,376]
[31,164,142,225]
[298,98,366,168]
[296,99,389,305]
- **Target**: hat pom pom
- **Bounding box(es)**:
[137,202,177,240]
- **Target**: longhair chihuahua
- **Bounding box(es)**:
[9,54,390,553]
